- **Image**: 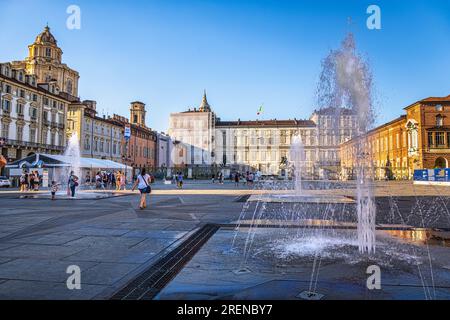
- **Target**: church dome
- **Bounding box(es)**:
[35,26,57,45]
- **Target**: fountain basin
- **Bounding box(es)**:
[155,226,450,300]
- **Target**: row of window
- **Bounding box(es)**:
[428,132,450,148]
[2,82,66,111]
[2,99,63,124]
[0,122,64,146]
[83,135,121,155]
[128,144,155,159]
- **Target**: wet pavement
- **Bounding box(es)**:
[0,180,450,299]
[156,228,450,300]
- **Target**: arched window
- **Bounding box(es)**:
[435,157,447,169]
[436,115,444,127]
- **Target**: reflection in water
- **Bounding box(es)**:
[384,229,450,247]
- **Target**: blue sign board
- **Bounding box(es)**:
[414,169,450,182]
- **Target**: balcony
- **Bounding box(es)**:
[42,119,50,126]
[46,144,65,152]
[3,139,40,149]
[57,123,64,129]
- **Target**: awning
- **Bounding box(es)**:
[6,154,131,170]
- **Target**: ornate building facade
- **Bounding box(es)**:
[66,100,123,163]
[340,94,450,180]
[168,92,358,178]
[0,62,68,172]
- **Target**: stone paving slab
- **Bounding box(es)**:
[0,280,107,300]
[0,244,84,260]
[82,262,140,285]
[68,227,131,237]
[64,235,144,248]
[0,259,97,282]
[9,234,83,245]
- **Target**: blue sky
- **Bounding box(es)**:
[1,0,449,132]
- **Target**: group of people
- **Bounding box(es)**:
[19,171,41,192]
[211,172,225,184]
[213,171,260,187]
[84,171,127,191]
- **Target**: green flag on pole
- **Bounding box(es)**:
[257,104,264,116]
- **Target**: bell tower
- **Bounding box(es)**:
[130,101,146,127]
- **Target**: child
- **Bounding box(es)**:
[51,181,60,200]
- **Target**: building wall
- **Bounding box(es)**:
[340,116,409,180]
[125,125,157,172]
[310,109,358,168]
[340,95,450,180]
[214,125,317,176]
[1,63,68,165]
[66,102,123,163]
[168,111,215,166]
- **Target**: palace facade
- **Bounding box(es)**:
[168,92,359,178]
[340,94,450,180]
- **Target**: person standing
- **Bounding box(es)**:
[68,171,79,198]
[33,171,40,191]
[177,172,183,189]
[234,172,240,187]
[131,168,151,210]
[115,171,121,191]
[120,171,126,190]
[19,172,27,192]
[50,180,60,200]
[111,172,116,190]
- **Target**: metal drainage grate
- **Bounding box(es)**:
[110,224,219,300]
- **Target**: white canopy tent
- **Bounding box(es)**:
[40,154,132,170]
[6,154,133,186]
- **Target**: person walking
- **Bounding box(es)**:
[68,171,79,198]
[177,172,183,189]
[131,168,151,210]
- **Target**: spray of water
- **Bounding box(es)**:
[60,133,82,186]
[289,134,305,194]
[317,33,376,254]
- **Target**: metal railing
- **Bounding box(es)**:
[1,139,65,151]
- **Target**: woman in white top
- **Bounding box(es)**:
[131,168,152,210]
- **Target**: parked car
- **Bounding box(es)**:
[0,176,11,188]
